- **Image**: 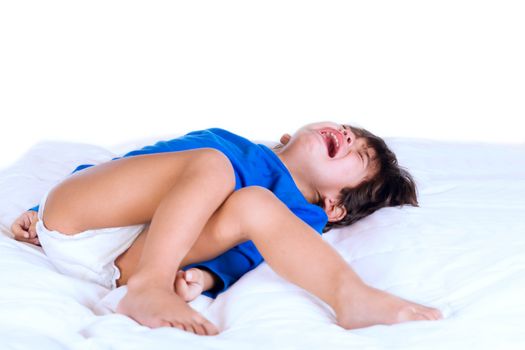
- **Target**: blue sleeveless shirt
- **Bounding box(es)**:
[31,128,328,298]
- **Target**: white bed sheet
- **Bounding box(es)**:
[1,137,524,350]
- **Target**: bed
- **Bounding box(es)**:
[1,136,524,350]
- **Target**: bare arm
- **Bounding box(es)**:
[201,269,218,291]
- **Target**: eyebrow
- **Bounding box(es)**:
[343,124,370,168]
[344,124,360,135]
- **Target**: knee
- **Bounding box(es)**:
[41,187,85,235]
[228,186,283,232]
[185,148,236,192]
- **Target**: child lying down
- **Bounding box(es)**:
[11,121,442,336]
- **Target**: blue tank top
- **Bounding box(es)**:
[31,128,328,298]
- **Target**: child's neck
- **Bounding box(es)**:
[272,148,318,204]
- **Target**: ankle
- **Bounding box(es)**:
[127,271,174,292]
[332,273,369,310]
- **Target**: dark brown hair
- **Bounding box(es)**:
[320,125,418,233]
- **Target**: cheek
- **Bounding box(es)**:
[342,158,365,180]
[346,157,361,171]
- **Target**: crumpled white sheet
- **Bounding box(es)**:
[1,137,524,350]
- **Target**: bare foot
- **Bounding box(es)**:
[175,268,205,302]
[116,280,218,336]
[334,284,443,329]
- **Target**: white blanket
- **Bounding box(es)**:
[1,138,524,350]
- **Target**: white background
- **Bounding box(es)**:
[1,0,524,169]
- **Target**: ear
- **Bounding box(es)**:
[322,197,347,222]
[280,133,292,145]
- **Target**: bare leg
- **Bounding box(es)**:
[112,182,441,330]
[115,191,247,287]
[116,186,250,301]
[42,149,236,335]
[226,186,443,329]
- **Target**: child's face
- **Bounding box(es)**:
[281,121,377,206]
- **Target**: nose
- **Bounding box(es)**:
[342,129,352,146]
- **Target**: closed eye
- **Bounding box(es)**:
[359,151,369,169]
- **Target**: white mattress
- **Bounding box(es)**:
[1,137,524,350]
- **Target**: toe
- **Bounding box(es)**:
[425,310,437,321]
[185,323,197,334]
[433,308,444,320]
[148,318,171,328]
[172,322,185,331]
[202,319,219,336]
[192,322,207,336]
[414,313,427,321]
[422,307,441,321]
[416,307,434,321]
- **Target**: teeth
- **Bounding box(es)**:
[328,132,339,148]
[321,131,339,156]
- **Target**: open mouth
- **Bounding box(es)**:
[319,129,342,158]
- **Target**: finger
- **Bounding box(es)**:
[175,270,185,282]
[175,286,189,302]
[184,270,194,282]
[29,210,39,221]
[10,224,26,238]
[174,273,183,286]
[22,215,31,229]
[10,219,26,234]
[29,222,38,238]
[185,269,203,284]
[175,274,188,292]
[25,211,39,234]
[280,133,292,145]
[15,227,30,240]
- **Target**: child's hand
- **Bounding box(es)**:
[11,210,41,246]
[174,268,206,302]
